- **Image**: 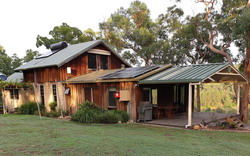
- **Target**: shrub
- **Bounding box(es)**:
[97,111,119,124]
[49,101,57,111]
[111,110,130,123]
[44,111,61,118]
[79,101,103,112]
[215,107,225,113]
[18,102,44,115]
[71,109,98,123]
[204,107,212,112]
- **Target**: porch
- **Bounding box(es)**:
[146,112,236,127]
[138,63,248,127]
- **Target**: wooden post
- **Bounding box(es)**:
[186,83,193,128]
[56,80,63,117]
[33,84,42,119]
[237,84,240,114]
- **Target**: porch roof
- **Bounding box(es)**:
[139,63,248,84]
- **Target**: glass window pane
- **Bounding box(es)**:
[88,53,96,69]
[100,55,108,69]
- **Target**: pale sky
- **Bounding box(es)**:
[0,0,204,58]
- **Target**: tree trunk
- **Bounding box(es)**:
[241,31,250,123]
[196,85,201,112]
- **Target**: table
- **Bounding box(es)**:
[156,106,179,119]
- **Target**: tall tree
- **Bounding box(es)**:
[100,1,183,66]
[0,45,13,76]
[11,53,22,70]
[36,23,100,49]
[23,49,40,62]
[233,0,250,122]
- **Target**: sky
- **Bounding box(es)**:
[0,0,205,58]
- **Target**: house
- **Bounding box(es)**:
[2,40,248,126]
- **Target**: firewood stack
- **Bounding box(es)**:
[193,115,246,130]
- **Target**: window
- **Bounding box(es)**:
[10,89,19,99]
[100,55,108,69]
[143,88,151,102]
[84,88,93,102]
[88,53,97,69]
[174,85,179,103]
[52,85,57,102]
[152,89,158,104]
[108,87,117,108]
[40,85,45,105]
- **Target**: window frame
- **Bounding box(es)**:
[52,84,57,102]
[88,53,97,70]
[84,87,93,103]
[10,89,19,99]
[40,84,45,105]
[108,87,117,108]
[142,88,151,102]
[100,55,108,69]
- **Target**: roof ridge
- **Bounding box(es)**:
[178,62,229,67]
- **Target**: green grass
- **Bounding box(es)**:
[0,115,250,156]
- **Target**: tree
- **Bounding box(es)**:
[11,53,22,70]
[233,0,250,123]
[0,45,13,76]
[100,1,183,66]
[36,23,100,49]
[23,49,40,62]
[194,0,249,122]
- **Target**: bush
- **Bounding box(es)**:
[71,109,98,123]
[44,111,61,118]
[18,102,44,115]
[111,110,130,123]
[97,111,119,124]
[49,101,57,111]
[79,101,103,112]
[215,107,225,113]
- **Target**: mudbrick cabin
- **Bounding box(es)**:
[2,40,248,127]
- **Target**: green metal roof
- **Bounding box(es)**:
[139,63,247,84]
[15,40,130,71]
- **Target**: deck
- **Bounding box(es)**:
[145,112,236,127]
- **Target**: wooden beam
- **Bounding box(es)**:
[237,85,240,114]
[215,72,240,76]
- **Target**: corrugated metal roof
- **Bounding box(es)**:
[101,66,159,79]
[139,63,243,84]
[67,69,122,83]
[6,72,23,82]
[15,40,130,71]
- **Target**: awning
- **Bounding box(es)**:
[139,63,248,84]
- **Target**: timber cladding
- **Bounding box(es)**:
[66,81,141,121]
[23,45,127,83]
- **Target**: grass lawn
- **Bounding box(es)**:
[0,115,250,156]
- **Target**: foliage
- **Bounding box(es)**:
[0,81,33,89]
[36,23,100,49]
[71,109,99,123]
[0,46,13,76]
[79,100,104,113]
[17,102,44,115]
[100,1,175,65]
[23,49,40,62]
[97,111,119,124]
[72,101,129,124]
[11,53,22,70]
[111,110,130,123]
[44,111,61,118]
[49,101,57,111]
[196,83,237,111]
